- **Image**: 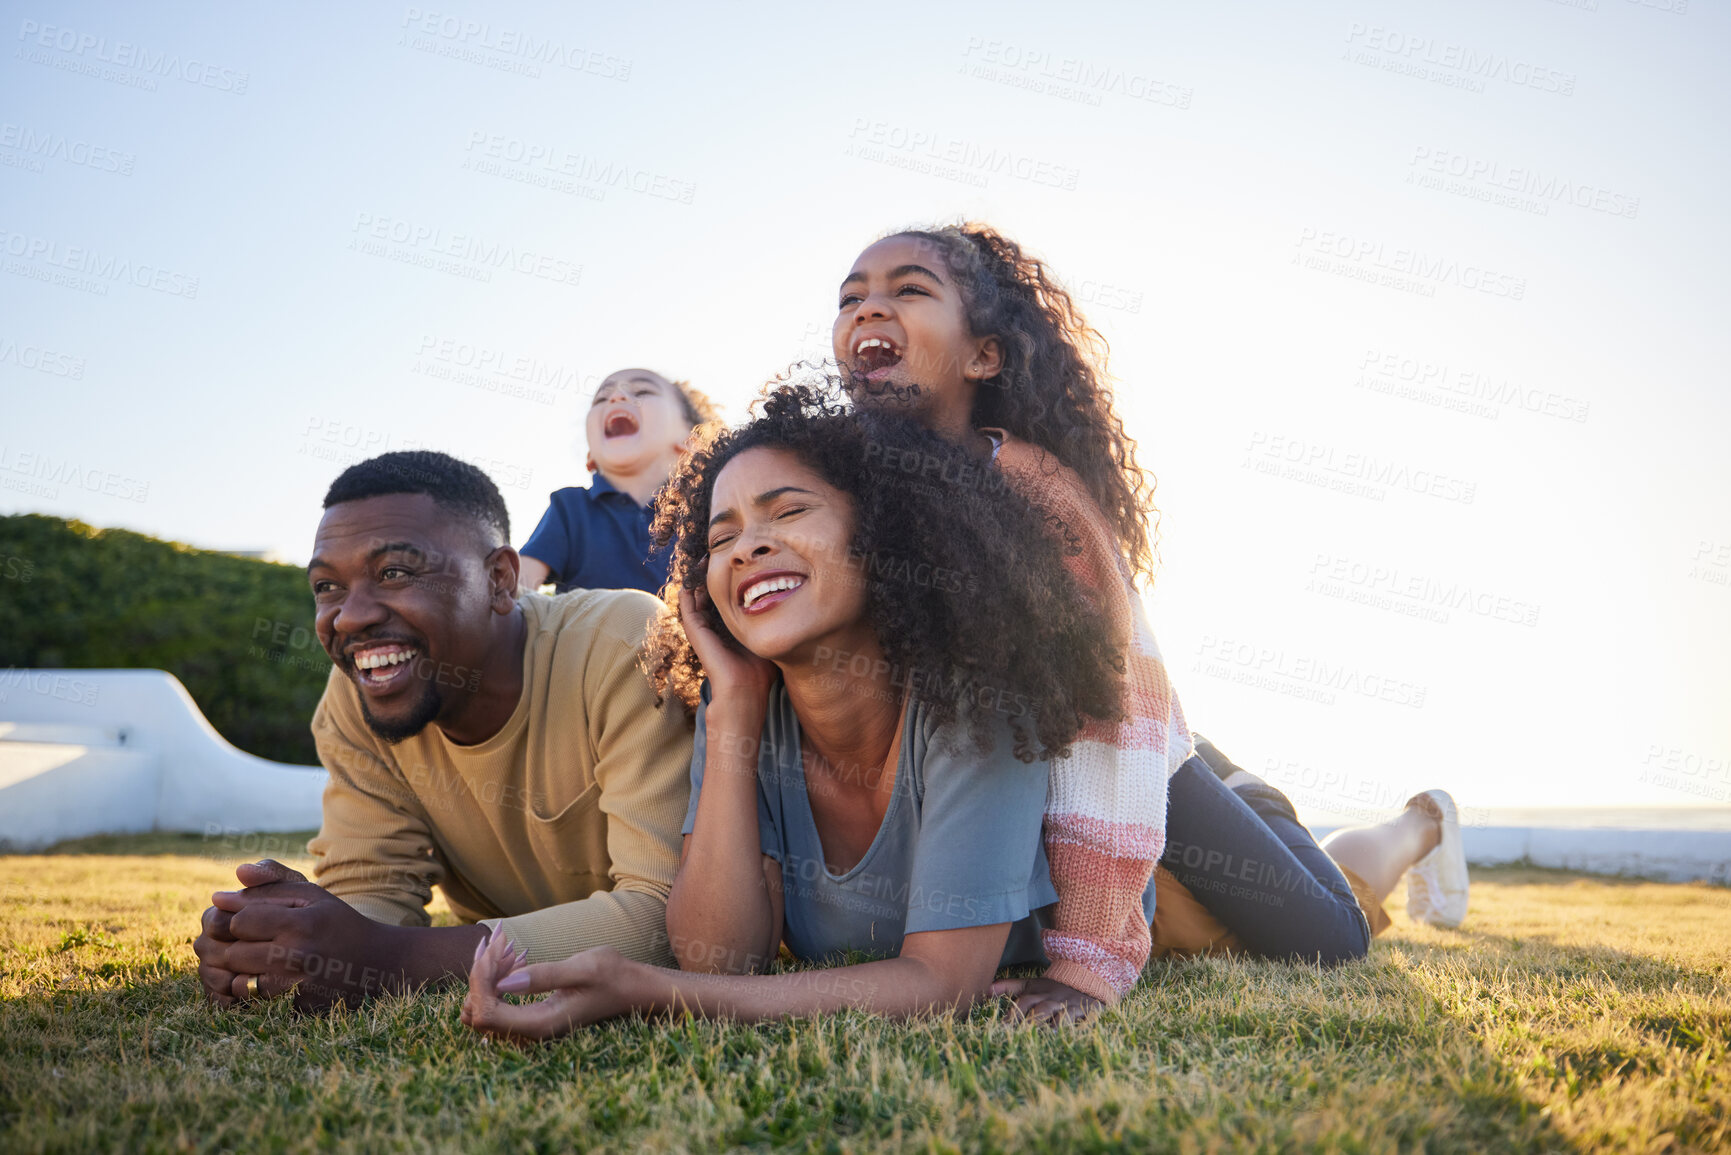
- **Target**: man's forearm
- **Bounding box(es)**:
[288,922,490,1005]
[389,923,492,989]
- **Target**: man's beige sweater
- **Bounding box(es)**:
[306,590,692,965]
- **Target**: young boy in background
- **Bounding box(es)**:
[518,369,717,594]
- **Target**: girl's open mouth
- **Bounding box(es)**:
[853,338,902,381]
[604,411,640,438]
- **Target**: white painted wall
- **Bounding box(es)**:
[1308,823,1731,885]
[0,669,325,849]
[1460,826,1731,885]
[3,669,1726,884]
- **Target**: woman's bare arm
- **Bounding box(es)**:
[663,587,784,973]
[461,922,1011,1041]
[664,699,785,973]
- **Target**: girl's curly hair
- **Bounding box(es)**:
[867,224,1160,585]
[642,377,1123,761]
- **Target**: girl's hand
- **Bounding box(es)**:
[678,582,776,707]
[990,976,1106,1026]
[460,930,636,1043]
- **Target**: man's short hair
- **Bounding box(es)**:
[323,451,511,545]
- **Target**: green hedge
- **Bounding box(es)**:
[0,514,329,765]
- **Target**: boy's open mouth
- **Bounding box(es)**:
[853,337,902,380]
[603,411,640,438]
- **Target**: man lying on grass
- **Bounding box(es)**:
[193,451,693,1011]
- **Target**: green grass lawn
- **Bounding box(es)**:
[2,834,1727,1154]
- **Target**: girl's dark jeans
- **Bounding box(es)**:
[1158,738,1371,964]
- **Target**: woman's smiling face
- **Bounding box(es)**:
[832,235,1001,439]
[704,447,872,665]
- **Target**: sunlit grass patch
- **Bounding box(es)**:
[2,844,1726,1153]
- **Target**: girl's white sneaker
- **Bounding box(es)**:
[1404,789,1469,927]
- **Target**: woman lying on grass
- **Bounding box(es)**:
[463,384,1133,1037]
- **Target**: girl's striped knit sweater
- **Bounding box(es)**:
[988,429,1194,1003]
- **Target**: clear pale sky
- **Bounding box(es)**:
[3,0,1727,813]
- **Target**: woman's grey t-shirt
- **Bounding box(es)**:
[682,683,1059,967]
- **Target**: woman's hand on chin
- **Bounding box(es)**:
[679,585,777,708]
[460,931,637,1043]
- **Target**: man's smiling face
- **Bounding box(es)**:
[307,492,502,743]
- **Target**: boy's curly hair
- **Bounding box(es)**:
[866,224,1160,585]
[642,378,1123,761]
[667,379,720,428]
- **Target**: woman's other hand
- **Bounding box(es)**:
[460,931,637,1042]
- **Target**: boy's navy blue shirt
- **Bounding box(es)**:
[519,474,670,594]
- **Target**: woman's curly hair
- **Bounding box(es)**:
[862,223,1160,585]
[641,378,1124,761]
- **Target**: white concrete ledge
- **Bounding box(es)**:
[0,741,160,842]
[5,669,1729,885]
[1460,826,1731,884]
[0,669,326,850]
[1309,823,1731,884]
